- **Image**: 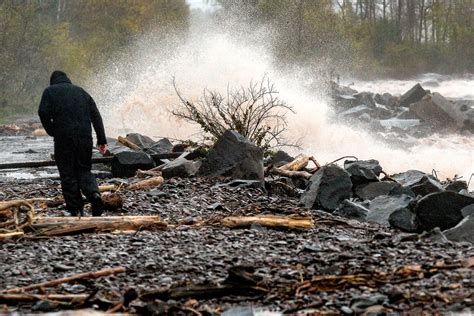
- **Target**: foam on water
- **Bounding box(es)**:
[88,15,473,188]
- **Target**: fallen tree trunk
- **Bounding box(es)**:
[270,167,312,179]
[0,231,24,240]
[30,216,166,236]
[2,267,126,294]
[280,154,310,171]
[221,215,314,230]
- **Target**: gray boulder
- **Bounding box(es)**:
[445,180,468,192]
[198,130,264,182]
[354,181,402,200]
[344,159,382,185]
[461,204,474,217]
[443,216,474,244]
[161,157,202,178]
[366,194,413,226]
[410,93,469,130]
[414,191,474,231]
[147,138,173,155]
[301,165,352,211]
[266,150,294,167]
[334,200,368,221]
[389,208,419,232]
[353,92,376,108]
[111,151,155,178]
[410,176,444,197]
[125,133,155,149]
[399,83,427,107]
[392,170,432,187]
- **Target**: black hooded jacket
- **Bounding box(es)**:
[38,71,107,145]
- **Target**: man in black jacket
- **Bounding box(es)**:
[38,70,108,216]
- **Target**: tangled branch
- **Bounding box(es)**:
[172,76,295,152]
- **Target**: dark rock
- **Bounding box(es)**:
[111,151,155,178]
[198,130,264,182]
[266,150,294,167]
[225,179,263,189]
[334,199,368,221]
[106,138,135,155]
[399,83,427,107]
[461,204,474,217]
[161,157,201,178]
[344,159,382,185]
[410,93,467,130]
[353,92,376,108]
[410,176,444,197]
[388,185,416,198]
[375,92,398,107]
[443,216,474,244]
[125,133,155,149]
[366,194,413,226]
[445,180,468,192]
[339,105,373,118]
[389,208,419,232]
[350,294,388,313]
[392,170,432,187]
[414,191,474,231]
[147,138,173,155]
[32,300,57,312]
[301,165,352,211]
[355,181,402,200]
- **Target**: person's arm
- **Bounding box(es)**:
[38,89,55,136]
[89,94,107,146]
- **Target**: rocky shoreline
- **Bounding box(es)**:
[0,82,473,315]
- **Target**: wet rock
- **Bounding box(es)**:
[389,208,419,232]
[392,170,432,187]
[399,83,427,107]
[32,300,57,312]
[350,294,388,314]
[461,204,474,217]
[344,159,382,185]
[379,118,420,130]
[111,151,155,178]
[266,150,294,167]
[198,130,264,182]
[125,133,156,149]
[301,165,352,211]
[374,92,398,107]
[339,105,373,118]
[445,180,468,192]
[161,157,201,178]
[410,93,468,130]
[410,176,444,197]
[147,138,173,155]
[366,194,413,226]
[443,216,474,244]
[355,181,402,200]
[334,200,368,221]
[354,92,376,108]
[414,191,474,231]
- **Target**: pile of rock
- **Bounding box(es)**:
[109,129,473,245]
[330,82,474,137]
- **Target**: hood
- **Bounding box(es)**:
[50,70,72,85]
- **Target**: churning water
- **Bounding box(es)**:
[88,16,473,187]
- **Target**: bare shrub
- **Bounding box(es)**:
[172,76,295,152]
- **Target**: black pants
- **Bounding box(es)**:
[54,136,100,213]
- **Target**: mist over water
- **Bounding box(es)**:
[90,15,473,187]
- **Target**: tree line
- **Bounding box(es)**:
[0,0,189,122]
[217,0,473,77]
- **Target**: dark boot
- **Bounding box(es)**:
[91,192,104,217]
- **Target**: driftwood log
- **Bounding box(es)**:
[117,136,140,150]
[0,293,89,304]
[2,267,126,294]
[128,176,164,191]
[280,154,310,171]
[30,216,166,236]
[221,215,314,230]
[270,167,312,179]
